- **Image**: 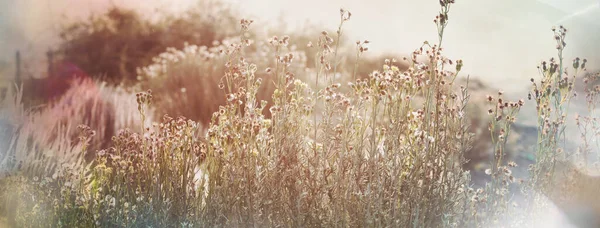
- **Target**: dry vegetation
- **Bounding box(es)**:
[1,0,599,227]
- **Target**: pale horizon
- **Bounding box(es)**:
[1,0,599,94]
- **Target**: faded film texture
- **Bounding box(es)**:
[1,0,600,227]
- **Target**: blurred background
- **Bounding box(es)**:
[1,0,599,92]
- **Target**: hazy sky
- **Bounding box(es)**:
[0,0,198,79]
[226,0,600,94]
[1,0,599,94]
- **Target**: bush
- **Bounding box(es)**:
[57,1,239,85]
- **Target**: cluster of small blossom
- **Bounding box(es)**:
[310,31,335,72]
[529,56,580,138]
[289,79,314,115]
[485,92,523,123]
[76,124,97,147]
[470,187,487,203]
[320,82,350,108]
[135,90,153,111]
[339,8,351,22]
[81,112,207,225]
[267,35,290,48]
[405,110,428,143]
[552,25,568,50]
[136,37,243,80]
[582,72,600,108]
[485,165,516,183]
[240,19,254,32]
[355,40,369,53]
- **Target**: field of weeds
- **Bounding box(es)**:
[1,0,600,227]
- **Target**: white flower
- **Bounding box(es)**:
[294,79,302,86]
[427,136,435,143]
[485,169,492,175]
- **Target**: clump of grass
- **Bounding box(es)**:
[0,77,151,179]
[120,2,483,226]
[507,24,600,227]
[2,1,599,227]
[136,36,308,127]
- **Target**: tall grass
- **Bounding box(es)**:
[0,1,598,227]
[0,77,151,176]
[136,36,307,127]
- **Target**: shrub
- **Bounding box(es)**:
[57,1,239,85]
